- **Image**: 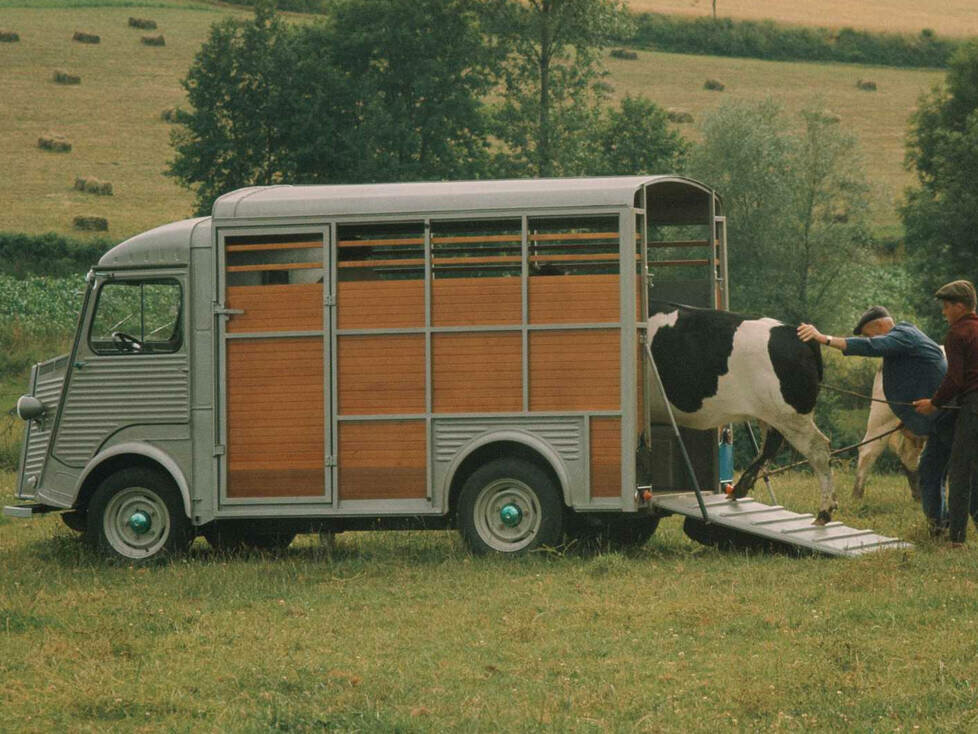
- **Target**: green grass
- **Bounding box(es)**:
[3,468,977,731]
[0,3,947,242]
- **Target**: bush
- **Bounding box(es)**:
[0,232,107,277]
[628,13,958,68]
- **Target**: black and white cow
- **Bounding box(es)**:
[646,303,836,524]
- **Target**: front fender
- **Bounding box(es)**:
[74,442,193,518]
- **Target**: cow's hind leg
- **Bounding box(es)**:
[853,432,888,500]
[775,416,835,525]
[732,424,785,499]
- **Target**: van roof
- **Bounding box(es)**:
[212,176,714,221]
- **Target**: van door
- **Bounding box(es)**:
[217,229,333,505]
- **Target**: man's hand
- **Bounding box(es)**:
[797,323,824,343]
[914,398,937,415]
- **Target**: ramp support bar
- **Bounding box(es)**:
[643,340,710,523]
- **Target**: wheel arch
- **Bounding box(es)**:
[72,442,192,519]
[444,432,571,518]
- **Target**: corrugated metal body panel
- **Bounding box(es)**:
[53,354,190,466]
[18,356,70,496]
[213,177,671,221]
[650,493,911,557]
[432,418,584,463]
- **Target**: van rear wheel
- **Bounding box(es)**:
[458,458,563,555]
[86,467,192,563]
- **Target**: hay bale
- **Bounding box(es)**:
[141,34,165,46]
[72,31,100,44]
[856,79,877,91]
[0,30,20,42]
[53,69,81,85]
[610,48,638,60]
[128,17,157,30]
[704,78,725,91]
[667,108,694,123]
[74,176,113,195]
[820,109,842,124]
[73,216,108,231]
[38,134,72,153]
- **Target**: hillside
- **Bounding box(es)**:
[0,2,945,242]
[627,0,978,38]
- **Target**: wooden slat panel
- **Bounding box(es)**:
[339,237,424,247]
[433,332,522,413]
[529,274,619,324]
[529,329,619,411]
[227,241,321,253]
[590,418,621,498]
[530,232,618,242]
[338,259,425,269]
[337,280,424,329]
[338,421,427,500]
[338,334,425,415]
[227,283,323,333]
[432,277,521,326]
[226,337,324,497]
[227,262,322,273]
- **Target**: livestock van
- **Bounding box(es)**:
[6,176,727,561]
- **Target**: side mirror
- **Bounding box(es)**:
[16,395,46,421]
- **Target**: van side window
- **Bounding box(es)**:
[90,280,183,354]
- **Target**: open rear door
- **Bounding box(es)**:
[217,229,333,505]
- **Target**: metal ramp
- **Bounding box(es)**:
[651,492,911,557]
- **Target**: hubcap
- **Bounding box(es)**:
[128,511,152,535]
[499,503,523,527]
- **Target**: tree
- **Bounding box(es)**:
[169,0,499,214]
[168,1,312,214]
[484,0,631,177]
[901,41,978,323]
[589,95,687,175]
[687,99,874,330]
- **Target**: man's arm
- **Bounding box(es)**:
[797,324,847,350]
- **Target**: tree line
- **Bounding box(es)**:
[169,0,978,341]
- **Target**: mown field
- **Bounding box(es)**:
[0,1,946,242]
[2,469,977,732]
[627,0,978,38]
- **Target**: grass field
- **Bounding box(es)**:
[1,2,946,243]
[2,469,977,731]
[626,0,978,38]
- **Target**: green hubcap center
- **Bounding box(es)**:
[128,511,152,535]
[499,503,523,528]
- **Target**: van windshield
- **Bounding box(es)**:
[89,279,182,354]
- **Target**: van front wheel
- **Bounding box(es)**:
[458,458,563,555]
[86,467,192,563]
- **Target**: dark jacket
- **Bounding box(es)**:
[844,321,947,436]
[933,312,978,407]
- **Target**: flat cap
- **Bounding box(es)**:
[853,305,891,335]
[934,279,977,308]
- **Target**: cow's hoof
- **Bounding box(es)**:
[814,511,832,526]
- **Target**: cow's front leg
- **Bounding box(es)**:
[777,418,835,524]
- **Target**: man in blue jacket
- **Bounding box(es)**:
[798,307,951,533]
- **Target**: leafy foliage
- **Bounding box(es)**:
[901,41,978,331]
[0,232,107,278]
[630,13,958,68]
[588,95,687,175]
[485,0,632,177]
[687,98,875,332]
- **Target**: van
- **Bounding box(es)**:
[6,176,726,561]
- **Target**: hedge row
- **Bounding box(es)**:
[629,14,959,68]
[0,232,110,278]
